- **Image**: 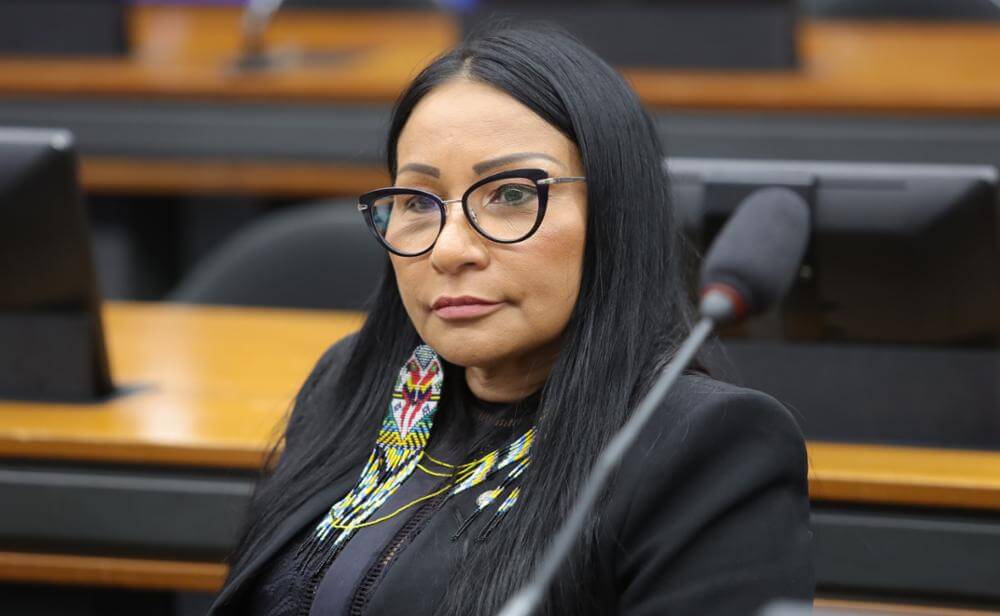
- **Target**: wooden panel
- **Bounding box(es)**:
[627,22,1000,114]
[814,598,1000,615]
[1,303,999,511]
[4,549,1000,614]
[808,442,1000,510]
[0,302,363,468]
[1,7,1000,113]
[0,7,456,104]
[0,551,226,592]
[80,156,389,197]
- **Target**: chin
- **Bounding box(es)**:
[419,321,516,368]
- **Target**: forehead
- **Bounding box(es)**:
[396,79,576,172]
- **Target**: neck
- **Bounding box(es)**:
[464,344,558,403]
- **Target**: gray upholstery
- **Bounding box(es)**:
[169,201,385,311]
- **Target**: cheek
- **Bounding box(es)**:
[511,207,586,327]
[390,257,428,323]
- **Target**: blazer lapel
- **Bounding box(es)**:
[208,469,359,613]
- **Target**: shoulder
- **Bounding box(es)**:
[637,372,805,468]
[611,372,809,530]
[607,374,815,612]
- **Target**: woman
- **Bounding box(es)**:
[209,24,813,616]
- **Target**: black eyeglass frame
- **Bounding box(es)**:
[357,167,586,257]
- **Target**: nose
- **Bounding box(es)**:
[429,199,490,274]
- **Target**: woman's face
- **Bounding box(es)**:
[391,78,587,374]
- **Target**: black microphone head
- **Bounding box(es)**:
[699,187,811,322]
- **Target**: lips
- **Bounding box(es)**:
[431,295,496,310]
[430,295,504,320]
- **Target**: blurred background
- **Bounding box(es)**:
[1,1,999,615]
[0,0,996,305]
[0,0,996,301]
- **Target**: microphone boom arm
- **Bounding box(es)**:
[496,316,716,616]
[496,186,810,615]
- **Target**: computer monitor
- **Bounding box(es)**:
[0,0,128,56]
[0,127,113,402]
[670,157,1000,344]
[668,158,1000,450]
[459,0,798,70]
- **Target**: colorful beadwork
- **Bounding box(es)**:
[476,486,522,543]
[313,343,535,550]
[450,429,533,497]
[451,457,530,541]
[315,344,443,545]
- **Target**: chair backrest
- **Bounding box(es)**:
[169,200,385,311]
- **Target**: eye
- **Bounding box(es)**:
[401,194,438,213]
[487,183,537,207]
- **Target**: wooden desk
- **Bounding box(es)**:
[0,302,364,468]
[2,6,999,113]
[0,301,997,507]
[1,302,999,604]
[2,6,1000,196]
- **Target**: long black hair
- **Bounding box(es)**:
[226,24,698,614]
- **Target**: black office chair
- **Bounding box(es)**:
[169,200,386,311]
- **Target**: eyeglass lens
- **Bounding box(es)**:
[369,176,542,254]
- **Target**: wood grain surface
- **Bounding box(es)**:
[3,550,998,613]
[1,6,998,113]
[0,302,363,468]
[0,303,998,512]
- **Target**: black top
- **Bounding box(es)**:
[210,335,814,615]
[246,380,540,616]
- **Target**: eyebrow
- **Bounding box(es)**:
[396,162,440,178]
[395,152,566,179]
[473,152,565,175]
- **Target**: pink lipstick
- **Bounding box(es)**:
[431,295,504,320]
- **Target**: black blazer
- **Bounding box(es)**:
[209,336,814,615]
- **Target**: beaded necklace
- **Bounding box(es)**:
[312,344,534,549]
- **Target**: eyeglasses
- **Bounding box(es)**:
[357,168,586,257]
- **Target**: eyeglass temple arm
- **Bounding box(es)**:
[537,176,586,186]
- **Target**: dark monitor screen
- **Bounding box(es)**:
[459,0,798,69]
[670,158,1000,345]
[668,158,1000,451]
[0,0,127,57]
[0,127,113,402]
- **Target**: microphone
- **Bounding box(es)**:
[699,187,812,325]
[231,0,367,74]
[235,0,288,72]
[495,187,811,616]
